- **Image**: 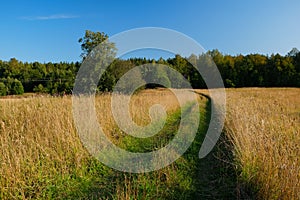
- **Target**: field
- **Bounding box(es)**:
[0,88,299,199]
[224,88,300,199]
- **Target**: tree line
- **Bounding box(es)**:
[0,30,299,96]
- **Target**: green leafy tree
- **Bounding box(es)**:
[10,79,24,95]
[287,48,299,57]
[77,30,117,94]
[144,63,171,88]
[33,84,47,93]
[78,30,110,59]
[98,71,116,92]
[114,67,145,94]
[0,82,7,96]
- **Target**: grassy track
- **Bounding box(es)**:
[0,90,242,199]
[2,88,297,199]
[90,93,243,199]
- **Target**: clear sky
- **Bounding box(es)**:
[1,0,300,62]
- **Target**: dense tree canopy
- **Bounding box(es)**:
[0,30,299,96]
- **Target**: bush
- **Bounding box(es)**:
[11,79,24,95]
[225,79,236,88]
[158,75,171,88]
[0,82,7,96]
[33,84,47,93]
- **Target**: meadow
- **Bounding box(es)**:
[224,88,300,199]
[0,88,299,199]
[0,89,215,199]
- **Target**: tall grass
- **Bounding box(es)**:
[0,89,204,199]
[225,88,300,199]
[3,87,297,199]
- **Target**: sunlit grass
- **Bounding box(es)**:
[2,88,298,199]
[224,88,300,199]
[0,89,202,199]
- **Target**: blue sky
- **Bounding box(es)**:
[0,0,300,62]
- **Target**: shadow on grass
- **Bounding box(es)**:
[54,92,256,199]
[181,92,256,199]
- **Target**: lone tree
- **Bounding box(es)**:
[76,30,117,93]
[78,30,110,60]
[0,82,7,96]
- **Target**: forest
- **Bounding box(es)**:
[0,31,299,96]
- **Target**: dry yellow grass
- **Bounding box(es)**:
[2,87,298,199]
[0,89,189,199]
[95,89,182,143]
[225,88,300,199]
